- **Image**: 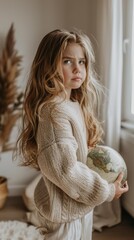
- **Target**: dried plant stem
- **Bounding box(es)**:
[0,23,23,152]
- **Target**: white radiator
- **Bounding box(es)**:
[120,128,134,217]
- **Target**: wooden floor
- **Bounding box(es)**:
[92,209,134,240]
[0,196,27,222]
[0,196,134,240]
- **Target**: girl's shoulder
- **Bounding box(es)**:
[38,96,66,118]
[38,96,80,119]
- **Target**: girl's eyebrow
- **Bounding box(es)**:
[62,56,85,59]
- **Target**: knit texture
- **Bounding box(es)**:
[34,97,115,223]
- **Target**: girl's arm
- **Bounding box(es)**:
[37,105,115,207]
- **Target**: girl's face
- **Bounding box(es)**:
[61,43,87,98]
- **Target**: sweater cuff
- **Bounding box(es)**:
[106,183,115,202]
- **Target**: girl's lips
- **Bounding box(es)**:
[72,77,82,81]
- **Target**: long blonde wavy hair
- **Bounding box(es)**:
[17,29,104,170]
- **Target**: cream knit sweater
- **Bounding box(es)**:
[34,97,115,223]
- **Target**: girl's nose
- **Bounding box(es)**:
[73,63,80,73]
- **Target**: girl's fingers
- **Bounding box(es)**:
[116,172,124,182]
[122,181,129,191]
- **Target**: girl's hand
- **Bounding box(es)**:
[113,172,129,199]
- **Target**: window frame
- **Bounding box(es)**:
[122,0,134,123]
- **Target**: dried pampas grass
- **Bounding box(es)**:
[0,23,23,152]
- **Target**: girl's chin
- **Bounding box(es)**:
[64,83,82,92]
[71,83,82,89]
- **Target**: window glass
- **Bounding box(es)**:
[122,0,134,122]
[131,6,134,115]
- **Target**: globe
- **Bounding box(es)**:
[87,145,127,185]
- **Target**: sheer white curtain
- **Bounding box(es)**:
[93,0,123,231]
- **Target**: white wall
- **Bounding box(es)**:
[0,0,96,195]
[0,0,46,196]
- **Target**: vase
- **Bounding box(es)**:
[0,176,8,209]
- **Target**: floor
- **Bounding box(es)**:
[92,209,134,240]
[0,196,27,222]
[0,196,134,240]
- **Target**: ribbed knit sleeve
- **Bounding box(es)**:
[37,103,115,210]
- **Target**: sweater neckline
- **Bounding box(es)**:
[55,96,79,105]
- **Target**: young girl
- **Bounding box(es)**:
[17,29,128,240]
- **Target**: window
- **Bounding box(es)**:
[131,6,134,115]
[122,0,134,123]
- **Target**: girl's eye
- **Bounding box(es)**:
[62,59,86,65]
[63,59,72,64]
[79,60,86,65]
